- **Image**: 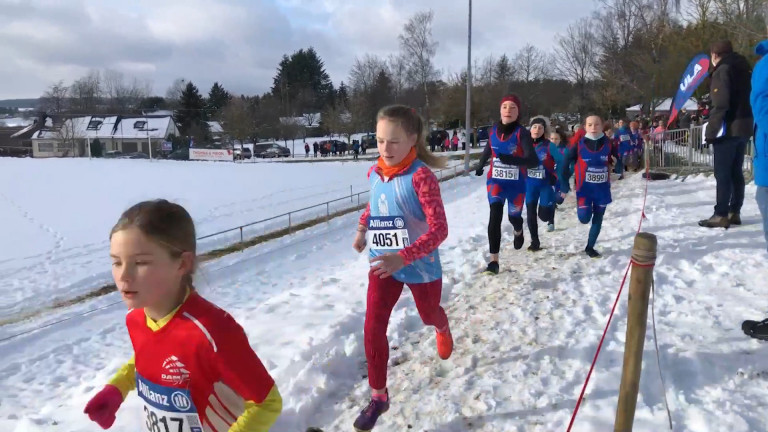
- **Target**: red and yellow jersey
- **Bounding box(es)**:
[109,291,282,432]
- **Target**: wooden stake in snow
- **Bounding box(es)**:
[614,232,657,432]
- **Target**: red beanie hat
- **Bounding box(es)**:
[500,94,521,109]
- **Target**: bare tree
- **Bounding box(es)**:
[55,117,85,157]
[683,0,715,23]
[474,55,496,86]
[102,69,149,113]
[349,54,388,93]
[165,78,187,107]
[514,44,548,82]
[303,112,320,127]
[322,104,343,138]
[387,54,409,102]
[399,10,440,123]
[40,81,69,114]
[221,97,254,144]
[554,18,597,115]
[494,54,518,87]
[69,70,102,114]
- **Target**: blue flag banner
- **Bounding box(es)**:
[668,53,710,128]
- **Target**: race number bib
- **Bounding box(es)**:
[491,159,519,180]
[620,134,630,142]
[137,374,203,432]
[528,168,545,180]
[585,171,608,183]
[368,216,410,250]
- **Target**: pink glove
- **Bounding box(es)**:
[84,385,123,429]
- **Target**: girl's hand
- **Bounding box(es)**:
[84,385,123,429]
[353,231,367,253]
[370,253,405,279]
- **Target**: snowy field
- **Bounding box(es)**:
[2,169,767,431]
[0,157,372,322]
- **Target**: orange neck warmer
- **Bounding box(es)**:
[377,147,418,178]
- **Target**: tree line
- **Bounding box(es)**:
[38,0,767,146]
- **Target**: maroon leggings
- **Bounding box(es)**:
[364,269,449,390]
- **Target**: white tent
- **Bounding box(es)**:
[654,97,699,113]
[626,103,644,116]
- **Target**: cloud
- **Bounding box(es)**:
[0,0,593,100]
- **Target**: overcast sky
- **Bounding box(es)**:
[0,0,594,100]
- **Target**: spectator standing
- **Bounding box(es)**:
[698,40,754,228]
[741,13,768,340]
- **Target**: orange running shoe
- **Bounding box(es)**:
[436,328,453,360]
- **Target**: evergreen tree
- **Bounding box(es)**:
[207,82,231,118]
[138,96,167,111]
[175,82,208,137]
[270,47,335,115]
[336,81,350,108]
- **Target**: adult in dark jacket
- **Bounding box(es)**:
[699,40,754,229]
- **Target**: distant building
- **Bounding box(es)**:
[0,115,50,157]
[206,121,224,143]
[31,115,180,158]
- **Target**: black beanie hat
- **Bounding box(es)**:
[530,117,547,129]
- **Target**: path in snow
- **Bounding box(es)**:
[2,172,767,432]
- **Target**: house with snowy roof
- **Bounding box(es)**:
[31,115,179,158]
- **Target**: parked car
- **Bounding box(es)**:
[117,152,150,159]
[167,148,189,160]
[253,142,290,158]
[360,133,376,148]
[476,125,491,143]
[234,147,252,160]
[104,150,123,158]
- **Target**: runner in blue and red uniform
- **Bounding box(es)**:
[613,118,632,180]
[559,114,619,258]
[475,94,538,274]
[629,120,644,171]
[548,129,571,231]
[524,117,558,251]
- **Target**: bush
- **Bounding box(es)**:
[91,139,103,157]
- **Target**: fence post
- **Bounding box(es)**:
[614,233,658,432]
[239,226,243,243]
[688,126,694,169]
[288,212,292,233]
[326,202,330,221]
[350,185,353,203]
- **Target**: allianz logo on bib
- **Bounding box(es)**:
[139,380,169,406]
[171,391,193,412]
[370,217,405,229]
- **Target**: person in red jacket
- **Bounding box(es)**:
[84,200,281,431]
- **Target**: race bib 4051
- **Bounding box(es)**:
[528,168,545,180]
[368,216,410,250]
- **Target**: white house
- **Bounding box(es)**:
[31,115,180,158]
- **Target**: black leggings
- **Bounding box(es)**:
[488,202,523,254]
[526,202,554,243]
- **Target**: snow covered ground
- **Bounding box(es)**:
[0,157,372,322]
[1,169,767,431]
